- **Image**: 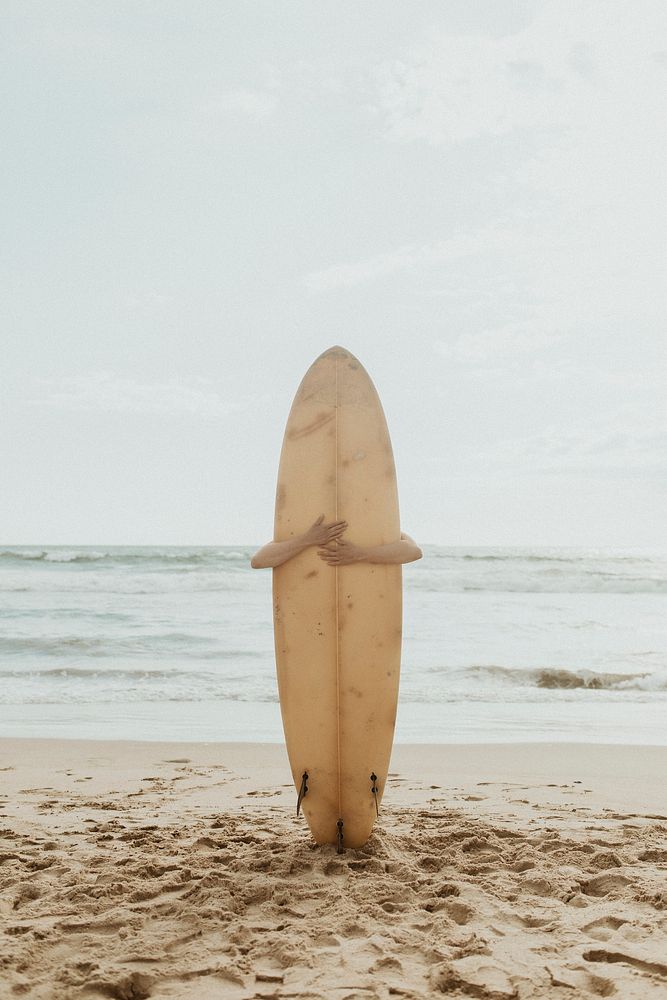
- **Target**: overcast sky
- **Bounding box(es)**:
[2,1,665,547]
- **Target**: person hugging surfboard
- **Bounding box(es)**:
[251,347,421,851]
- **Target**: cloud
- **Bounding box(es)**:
[303,227,516,292]
[29,373,266,417]
[484,421,667,478]
[364,3,667,344]
[435,325,561,364]
[372,2,666,146]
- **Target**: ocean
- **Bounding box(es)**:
[1,545,665,744]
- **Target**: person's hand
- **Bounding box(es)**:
[317,538,366,566]
[304,514,347,548]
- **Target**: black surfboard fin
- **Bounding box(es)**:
[336,818,344,854]
[370,772,379,816]
[296,771,308,816]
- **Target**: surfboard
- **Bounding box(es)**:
[272,346,402,850]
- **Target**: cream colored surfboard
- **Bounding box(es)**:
[273,346,402,850]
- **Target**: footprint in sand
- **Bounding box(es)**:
[512,913,555,929]
[546,965,616,996]
[583,948,667,978]
[444,900,474,925]
[580,873,632,898]
[638,848,667,862]
[85,972,153,999]
[589,850,623,870]
[510,860,535,873]
[460,836,498,854]
[369,955,402,973]
[520,877,560,898]
[582,915,629,941]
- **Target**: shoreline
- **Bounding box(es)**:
[1,739,666,997]
[2,737,667,817]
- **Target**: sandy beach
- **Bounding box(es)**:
[1,739,666,999]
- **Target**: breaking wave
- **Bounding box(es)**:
[0,547,252,566]
[0,636,259,658]
[451,664,667,692]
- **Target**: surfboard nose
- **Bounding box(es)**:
[315,346,366,372]
[316,345,350,361]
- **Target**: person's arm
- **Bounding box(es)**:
[317,531,422,567]
[250,515,347,569]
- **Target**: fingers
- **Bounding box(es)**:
[317,548,339,562]
[317,546,353,566]
[319,520,347,544]
[314,515,346,529]
[326,526,346,540]
[311,518,348,553]
[323,537,346,550]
